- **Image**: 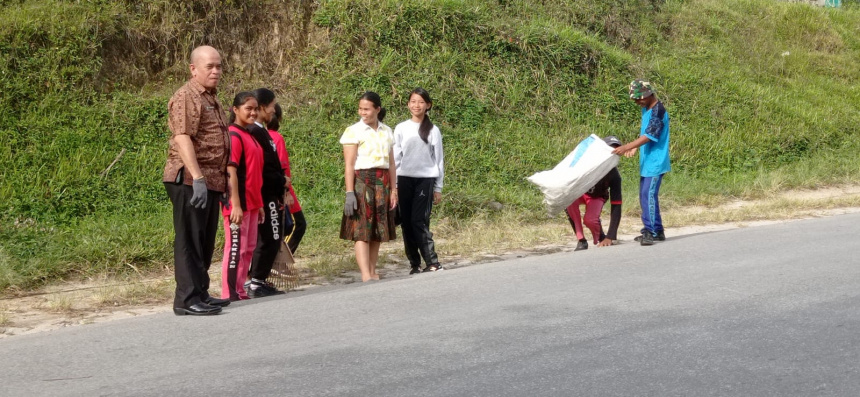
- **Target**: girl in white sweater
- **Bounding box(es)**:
[393,88,445,274]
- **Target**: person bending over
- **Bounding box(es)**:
[567,136,623,251]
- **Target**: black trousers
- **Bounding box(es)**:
[397,176,439,266]
[285,210,306,254]
[165,182,221,308]
[250,195,291,281]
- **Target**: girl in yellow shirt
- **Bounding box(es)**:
[339,91,399,282]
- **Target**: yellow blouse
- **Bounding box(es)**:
[339,120,394,170]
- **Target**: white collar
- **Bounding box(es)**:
[357,119,385,132]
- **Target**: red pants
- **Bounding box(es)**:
[221,210,259,300]
[566,195,605,244]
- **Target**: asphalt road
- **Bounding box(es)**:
[2,214,859,397]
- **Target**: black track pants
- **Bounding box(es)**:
[250,196,291,281]
[285,210,306,254]
[397,176,439,266]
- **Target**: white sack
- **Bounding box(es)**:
[527,134,619,216]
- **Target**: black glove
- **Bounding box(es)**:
[190,177,208,209]
[344,192,357,217]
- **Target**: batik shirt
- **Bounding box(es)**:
[163,79,229,192]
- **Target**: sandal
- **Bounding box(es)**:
[422,264,444,272]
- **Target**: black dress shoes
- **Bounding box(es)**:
[173,303,222,316]
[205,297,231,307]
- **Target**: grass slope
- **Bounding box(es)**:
[1,0,858,291]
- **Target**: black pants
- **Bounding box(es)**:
[397,176,439,266]
[250,196,292,281]
[285,210,306,254]
[165,182,221,308]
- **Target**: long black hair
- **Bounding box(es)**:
[228,91,257,124]
[359,91,386,122]
[268,103,283,132]
[410,87,433,143]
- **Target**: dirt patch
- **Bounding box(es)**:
[2,186,859,339]
[0,293,166,338]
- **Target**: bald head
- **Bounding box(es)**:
[189,46,222,90]
[190,46,219,65]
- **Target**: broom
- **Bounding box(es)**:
[268,207,300,291]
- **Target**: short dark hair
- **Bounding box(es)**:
[253,88,276,107]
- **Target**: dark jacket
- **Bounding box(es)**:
[248,123,286,197]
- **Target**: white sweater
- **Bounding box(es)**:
[393,119,444,192]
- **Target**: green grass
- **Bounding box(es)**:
[1,0,859,292]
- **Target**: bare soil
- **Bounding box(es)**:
[2,186,859,339]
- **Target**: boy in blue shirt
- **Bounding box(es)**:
[612,79,670,246]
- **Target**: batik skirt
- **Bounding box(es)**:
[340,168,397,242]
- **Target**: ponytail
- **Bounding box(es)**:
[410,87,434,143]
[419,114,433,143]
